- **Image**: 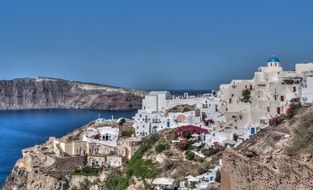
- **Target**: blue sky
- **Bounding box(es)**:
[1,0,313,90]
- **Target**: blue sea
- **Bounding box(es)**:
[0,109,136,186]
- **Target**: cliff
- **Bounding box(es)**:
[221,107,313,190]
[0,77,146,110]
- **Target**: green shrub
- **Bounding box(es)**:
[202,147,219,157]
[182,130,192,139]
[110,134,159,190]
[105,169,125,190]
[155,143,169,153]
[116,177,129,190]
[185,150,195,160]
[187,140,196,149]
[73,166,102,176]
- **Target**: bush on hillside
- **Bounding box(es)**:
[105,169,126,190]
[185,150,195,160]
[182,130,192,139]
[107,134,159,190]
[73,166,102,176]
[155,143,170,153]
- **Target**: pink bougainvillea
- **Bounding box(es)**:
[176,125,208,136]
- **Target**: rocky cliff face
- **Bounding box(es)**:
[0,77,146,110]
[3,120,121,190]
[221,108,313,190]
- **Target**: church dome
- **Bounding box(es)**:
[267,56,280,62]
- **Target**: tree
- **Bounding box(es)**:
[182,130,191,139]
[242,89,251,103]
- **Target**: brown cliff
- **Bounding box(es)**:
[0,77,146,110]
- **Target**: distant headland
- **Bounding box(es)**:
[0,77,147,111]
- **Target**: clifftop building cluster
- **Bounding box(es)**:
[51,56,313,172]
[133,56,313,147]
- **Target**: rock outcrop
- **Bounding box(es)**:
[221,109,313,190]
[0,77,146,110]
[3,120,119,190]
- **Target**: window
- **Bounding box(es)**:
[293,86,296,92]
[280,96,284,102]
[267,107,270,112]
[277,107,281,114]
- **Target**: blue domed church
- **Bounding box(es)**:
[267,55,281,67]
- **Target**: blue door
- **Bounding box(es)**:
[167,120,170,128]
[250,127,256,135]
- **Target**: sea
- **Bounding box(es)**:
[0,109,136,186]
[0,89,212,186]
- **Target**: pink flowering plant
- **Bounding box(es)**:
[269,98,301,127]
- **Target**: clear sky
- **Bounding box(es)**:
[1,0,313,90]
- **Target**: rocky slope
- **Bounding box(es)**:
[3,126,222,190]
[0,77,146,110]
[221,107,313,190]
[3,120,130,190]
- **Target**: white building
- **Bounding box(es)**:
[133,56,313,147]
[133,91,225,137]
[82,126,119,147]
[300,74,313,105]
[215,56,313,144]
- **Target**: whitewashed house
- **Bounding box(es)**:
[133,91,224,137]
[300,74,313,105]
[214,56,306,144]
[82,126,119,147]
